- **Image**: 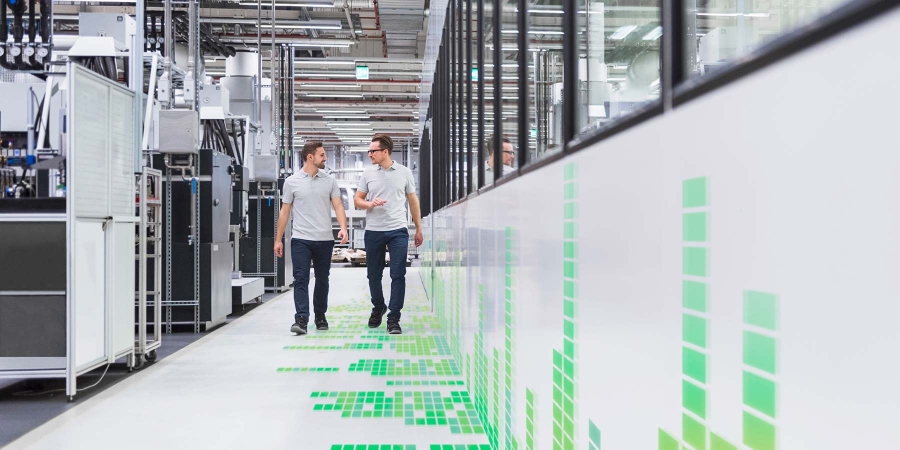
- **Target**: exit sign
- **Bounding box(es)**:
[356,65,369,80]
[471,68,478,81]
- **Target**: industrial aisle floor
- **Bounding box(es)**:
[4,267,490,450]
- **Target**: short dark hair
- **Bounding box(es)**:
[301,141,323,163]
[485,135,511,158]
[371,134,394,153]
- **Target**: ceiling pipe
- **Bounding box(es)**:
[372,0,386,57]
[343,0,357,40]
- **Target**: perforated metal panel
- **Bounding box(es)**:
[72,69,111,218]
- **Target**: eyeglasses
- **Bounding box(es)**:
[502,150,515,155]
[367,148,386,154]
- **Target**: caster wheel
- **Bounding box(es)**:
[145,350,158,362]
[67,395,75,402]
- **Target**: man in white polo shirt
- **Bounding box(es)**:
[354,134,423,334]
[275,141,348,335]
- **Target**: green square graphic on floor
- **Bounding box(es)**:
[312,391,485,434]
[348,359,461,377]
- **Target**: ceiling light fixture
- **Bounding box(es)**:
[610,25,637,40]
[642,26,663,40]
[305,93,364,98]
[295,60,357,65]
[300,84,361,88]
[295,73,357,78]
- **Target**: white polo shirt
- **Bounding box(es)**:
[281,170,340,241]
[357,161,416,232]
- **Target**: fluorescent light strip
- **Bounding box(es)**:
[610,25,637,40]
[268,24,342,30]
[296,60,357,65]
[296,73,358,78]
[300,84,361,88]
[501,30,565,35]
[238,2,334,7]
[306,93,364,98]
[316,110,367,114]
[290,43,351,48]
[642,26,663,40]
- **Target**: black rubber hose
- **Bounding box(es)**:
[0,0,14,70]
[151,15,158,52]
[10,0,27,69]
[27,0,36,44]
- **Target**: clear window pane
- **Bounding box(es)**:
[577,0,662,134]
[685,0,850,78]
[527,6,565,164]
[498,0,519,180]
[480,1,497,188]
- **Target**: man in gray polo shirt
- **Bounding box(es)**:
[275,141,348,335]
[354,134,423,334]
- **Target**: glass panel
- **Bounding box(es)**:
[576,0,662,134]
[498,0,519,180]
[527,4,566,163]
[450,0,458,201]
[479,0,497,188]
[685,0,850,78]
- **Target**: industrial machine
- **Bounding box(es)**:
[153,145,234,332]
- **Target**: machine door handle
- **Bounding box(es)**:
[214,199,220,207]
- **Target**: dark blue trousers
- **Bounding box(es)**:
[291,238,334,323]
[364,228,409,320]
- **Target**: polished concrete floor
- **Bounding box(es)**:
[4,267,489,450]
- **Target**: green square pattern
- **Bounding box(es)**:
[682,281,708,313]
[743,371,776,418]
[348,359,461,377]
[658,429,679,450]
[744,291,778,331]
[682,413,707,450]
[710,433,738,450]
[682,247,709,277]
[683,177,708,208]
[682,347,707,384]
[682,380,707,419]
[276,367,339,373]
[588,420,601,450]
[683,212,709,242]
[743,332,777,375]
[682,314,708,348]
[743,412,776,450]
[312,391,484,434]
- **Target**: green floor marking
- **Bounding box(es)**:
[312,391,485,434]
[429,446,492,450]
[283,343,383,350]
[301,335,360,340]
[330,445,415,450]
[386,380,466,386]
[276,367,339,372]
[348,359,461,377]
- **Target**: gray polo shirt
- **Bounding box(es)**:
[357,161,416,232]
[281,170,340,241]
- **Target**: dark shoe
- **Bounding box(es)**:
[387,319,402,335]
[368,306,387,328]
[315,315,329,331]
[291,319,308,335]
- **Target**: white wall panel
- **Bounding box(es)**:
[422,7,900,450]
